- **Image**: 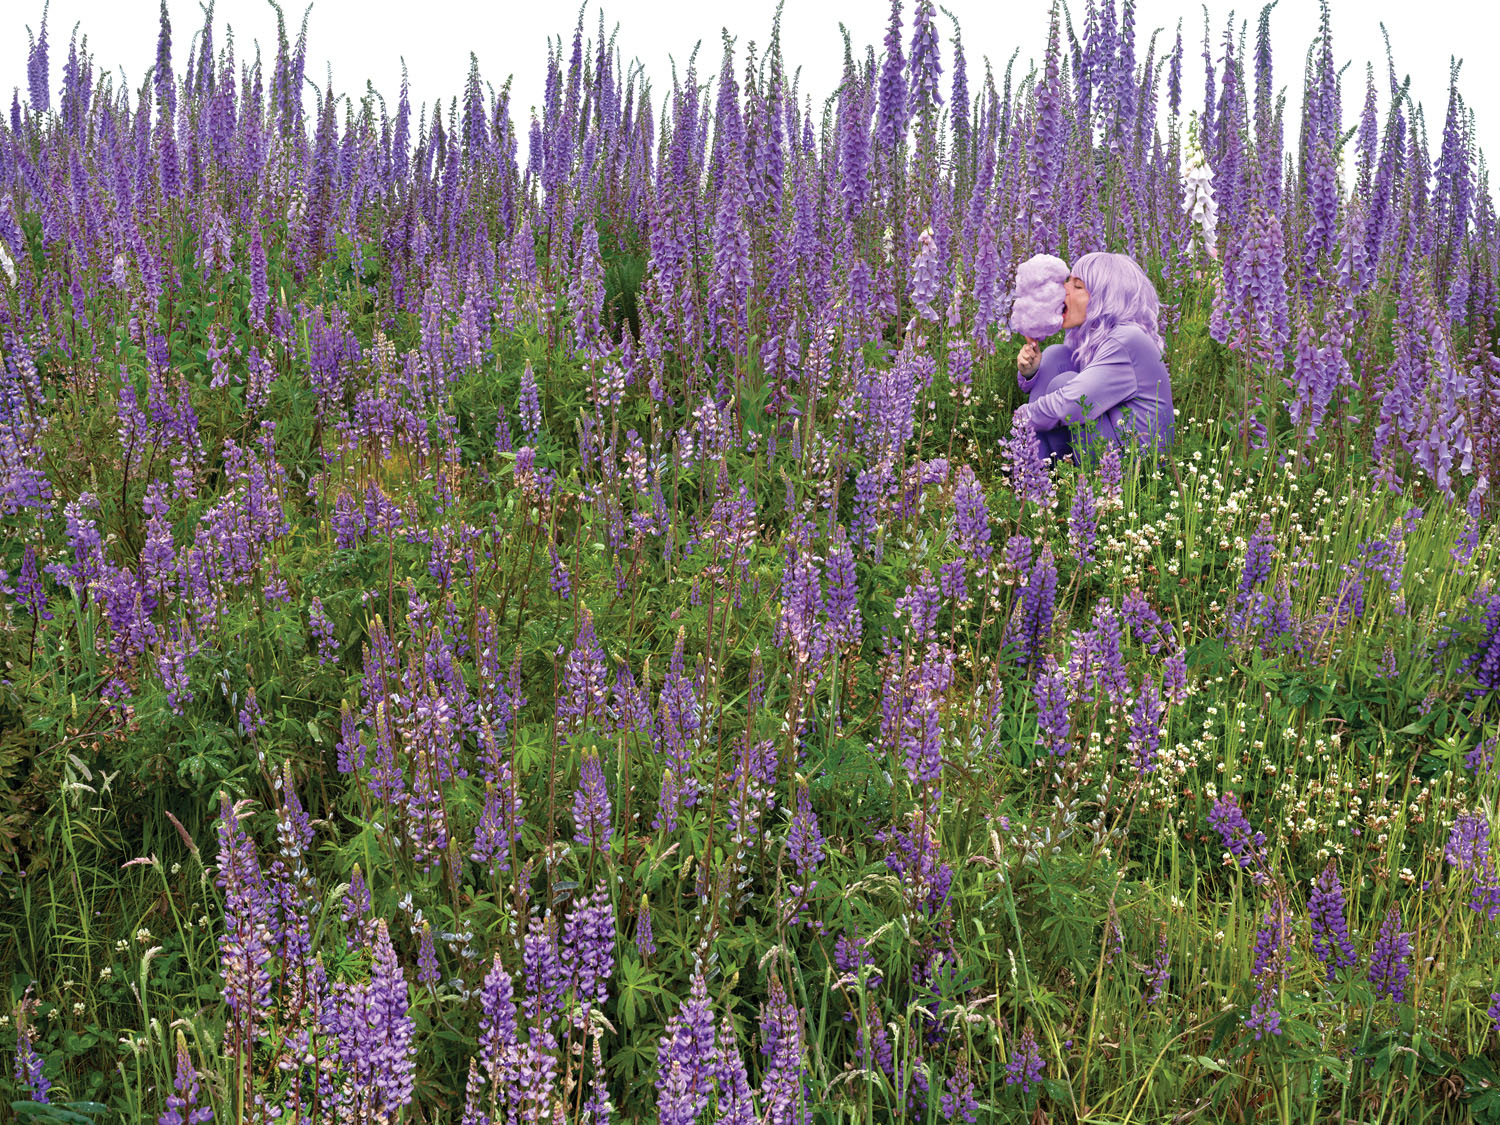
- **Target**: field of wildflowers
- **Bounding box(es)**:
[1,0,1498,1120]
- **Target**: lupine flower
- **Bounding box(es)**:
[940,1059,979,1123]
[11,1001,49,1104]
[216,794,273,1046]
[759,976,808,1125]
[1005,1024,1045,1095]
[1207,793,1268,883]
[159,1030,212,1124]
[1128,676,1164,775]
[1308,862,1357,981]
[1246,898,1289,1039]
[416,922,441,990]
[567,883,616,1013]
[1368,906,1414,1001]
[1145,931,1170,1006]
[1447,811,1500,919]
[1032,655,1071,757]
[573,749,613,850]
[635,895,657,958]
[655,972,717,1125]
[1068,475,1098,564]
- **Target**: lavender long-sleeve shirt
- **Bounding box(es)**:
[1017,325,1175,460]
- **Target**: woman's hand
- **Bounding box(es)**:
[1017,338,1040,378]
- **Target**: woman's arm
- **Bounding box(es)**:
[1024,335,1137,430]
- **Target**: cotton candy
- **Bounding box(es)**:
[1008,254,1070,340]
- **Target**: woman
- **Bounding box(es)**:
[1014,252,1174,465]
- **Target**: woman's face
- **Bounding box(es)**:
[1062,275,1090,330]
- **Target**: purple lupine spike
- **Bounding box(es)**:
[784,782,825,927]
[655,971,717,1125]
[634,895,657,958]
[573,749,613,850]
[158,1030,211,1124]
[567,882,615,1012]
[15,547,50,620]
[356,922,416,1117]
[941,1059,979,1123]
[1446,811,1500,918]
[521,911,568,1024]
[824,530,862,647]
[1246,897,1289,1039]
[1005,1024,1045,1095]
[759,976,809,1124]
[1068,476,1098,565]
[1367,905,1413,1002]
[416,922,441,990]
[1001,412,1055,509]
[477,952,518,1081]
[216,793,273,1047]
[951,466,992,565]
[342,864,371,947]
[1207,792,1268,883]
[11,1002,49,1104]
[1145,931,1170,1005]
[1128,675,1164,775]
[1007,544,1058,668]
[880,814,952,919]
[1308,861,1357,981]
[1032,655,1071,758]
[709,1011,754,1125]
[584,1030,616,1123]
[559,608,610,735]
[518,362,543,443]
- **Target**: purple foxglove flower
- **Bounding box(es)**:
[910,227,943,321]
[875,0,907,154]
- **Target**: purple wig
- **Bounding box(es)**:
[1064,253,1164,370]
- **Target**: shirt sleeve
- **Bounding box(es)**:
[1025,335,1137,430]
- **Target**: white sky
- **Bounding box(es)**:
[4,0,1495,193]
